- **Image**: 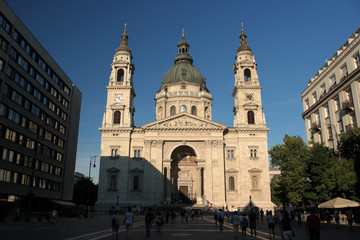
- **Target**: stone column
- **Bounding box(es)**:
[163,159,171,204]
[196,167,202,203]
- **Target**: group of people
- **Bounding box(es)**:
[111,207,134,240]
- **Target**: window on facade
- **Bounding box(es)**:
[133,176,139,190]
[354,52,360,69]
[117,69,124,82]
[305,99,309,110]
[244,68,251,82]
[191,106,197,115]
[247,111,255,124]
[114,111,120,124]
[110,175,116,190]
[250,149,257,158]
[170,106,176,116]
[180,105,187,113]
[341,64,348,78]
[320,84,326,96]
[229,176,235,190]
[330,75,336,87]
[227,150,234,158]
[312,91,317,102]
[111,149,118,157]
[181,84,186,89]
[134,150,141,158]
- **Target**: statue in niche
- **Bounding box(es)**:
[252,176,258,189]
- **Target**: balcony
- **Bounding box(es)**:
[342,100,354,112]
[311,122,321,131]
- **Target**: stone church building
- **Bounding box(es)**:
[96,25,274,211]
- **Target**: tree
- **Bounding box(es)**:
[303,143,335,206]
[73,177,98,206]
[339,127,360,200]
[269,135,309,207]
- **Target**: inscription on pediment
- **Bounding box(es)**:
[149,117,212,129]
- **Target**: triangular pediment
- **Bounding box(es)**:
[226,168,239,173]
[113,59,128,65]
[248,168,262,173]
[142,113,227,131]
[110,102,125,108]
[107,167,120,172]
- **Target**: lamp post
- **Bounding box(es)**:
[86,156,96,218]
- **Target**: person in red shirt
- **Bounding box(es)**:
[306,209,320,240]
[248,209,257,238]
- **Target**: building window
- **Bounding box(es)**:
[341,64,348,79]
[229,176,235,190]
[354,52,360,69]
[134,150,141,158]
[111,149,118,157]
[244,68,251,82]
[305,99,310,110]
[133,176,139,190]
[117,69,124,82]
[320,84,326,97]
[191,106,197,115]
[110,175,116,190]
[114,111,120,124]
[250,149,257,158]
[180,105,187,113]
[170,106,176,116]
[227,149,234,159]
[312,91,317,102]
[330,75,336,87]
[247,111,255,124]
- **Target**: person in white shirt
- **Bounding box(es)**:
[123,207,134,239]
[231,211,240,239]
[267,210,276,240]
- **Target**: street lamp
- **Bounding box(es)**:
[85,156,96,218]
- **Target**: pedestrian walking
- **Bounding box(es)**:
[267,210,276,240]
[145,208,154,237]
[181,209,185,223]
[280,211,294,240]
[214,210,218,226]
[170,210,176,224]
[240,213,248,238]
[111,210,120,240]
[123,207,134,240]
[217,209,225,231]
[306,209,320,240]
[155,211,164,233]
[231,211,240,239]
[260,208,264,223]
[249,209,257,238]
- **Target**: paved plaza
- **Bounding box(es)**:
[0,214,358,240]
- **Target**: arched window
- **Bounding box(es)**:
[231,150,234,158]
[117,69,124,82]
[134,150,137,158]
[180,105,187,113]
[170,106,176,116]
[229,176,235,190]
[133,176,139,190]
[110,175,116,190]
[191,106,197,115]
[248,111,255,124]
[114,111,121,124]
[244,68,251,82]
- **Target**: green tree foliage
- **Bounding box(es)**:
[72,177,98,206]
[339,127,360,200]
[270,175,282,206]
[303,143,335,206]
[269,135,309,207]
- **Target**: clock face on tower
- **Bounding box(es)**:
[115,94,123,102]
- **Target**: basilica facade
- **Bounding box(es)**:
[96,25,273,211]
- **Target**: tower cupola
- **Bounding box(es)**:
[237,23,252,53]
[116,23,131,53]
[174,29,193,64]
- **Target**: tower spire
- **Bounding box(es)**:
[117,23,131,52]
[237,22,252,52]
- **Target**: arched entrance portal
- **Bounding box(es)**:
[169,145,203,204]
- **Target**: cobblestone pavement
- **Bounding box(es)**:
[0,215,358,240]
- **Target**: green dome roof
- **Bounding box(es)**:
[162,33,205,86]
[162,61,205,85]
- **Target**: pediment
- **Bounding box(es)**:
[107,167,120,173]
[113,59,128,64]
[248,168,262,173]
[226,168,239,173]
[142,113,227,131]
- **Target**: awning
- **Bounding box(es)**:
[318,197,360,208]
[52,200,76,206]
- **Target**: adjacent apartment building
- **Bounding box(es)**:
[0,0,81,207]
[301,27,360,150]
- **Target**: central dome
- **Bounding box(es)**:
[162,61,205,85]
[161,34,206,86]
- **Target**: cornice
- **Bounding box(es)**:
[302,33,360,96]
[301,68,360,119]
[227,127,269,133]
[99,127,144,133]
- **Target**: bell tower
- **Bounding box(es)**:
[232,23,266,128]
[103,24,136,128]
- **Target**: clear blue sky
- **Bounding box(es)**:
[6,0,360,183]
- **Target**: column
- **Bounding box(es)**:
[196,167,202,203]
[165,166,171,203]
